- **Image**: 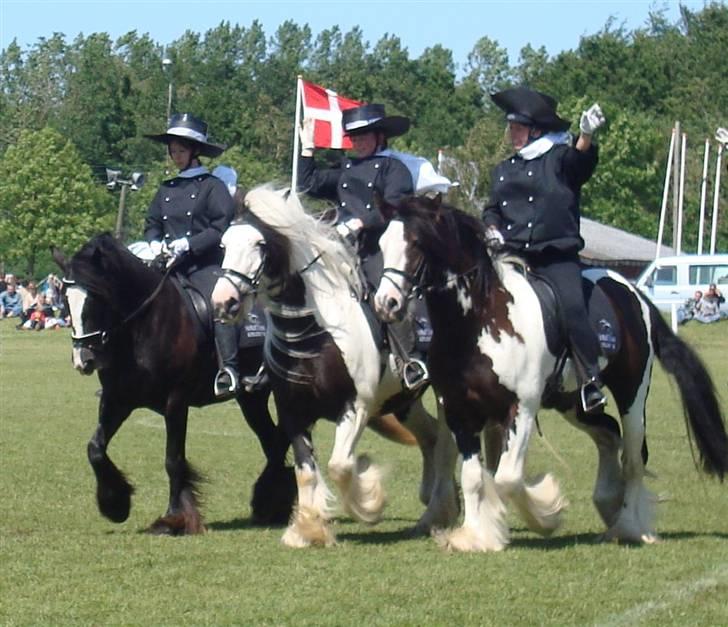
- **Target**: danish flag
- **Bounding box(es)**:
[301,80,361,150]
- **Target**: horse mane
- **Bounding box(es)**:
[243,184,363,298]
[394,196,495,303]
[69,233,160,312]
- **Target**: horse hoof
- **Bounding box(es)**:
[97,485,133,523]
[251,464,296,526]
[148,513,205,536]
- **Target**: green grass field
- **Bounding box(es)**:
[1,318,727,626]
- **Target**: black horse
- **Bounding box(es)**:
[53,233,296,534]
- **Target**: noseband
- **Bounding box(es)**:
[219,250,267,300]
[381,253,427,303]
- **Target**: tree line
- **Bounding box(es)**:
[1,2,726,276]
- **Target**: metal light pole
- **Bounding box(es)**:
[106,169,145,240]
[162,56,173,124]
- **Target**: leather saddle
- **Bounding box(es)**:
[171,276,267,350]
[510,262,622,361]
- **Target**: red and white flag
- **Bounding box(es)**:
[300,79,361,150]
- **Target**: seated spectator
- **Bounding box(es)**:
[0,281,23,318]
[17,280,40,325]
[694,286,722,324]
[20,292,55,330]
[677,290,703,325]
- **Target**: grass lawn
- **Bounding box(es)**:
[1,317,726,626]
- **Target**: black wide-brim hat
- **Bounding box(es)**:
[491,87,571,133]
[342,103,410,138]
[144,113,226,158]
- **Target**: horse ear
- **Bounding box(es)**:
[50,246,67,273]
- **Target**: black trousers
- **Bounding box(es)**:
[525,249,600,381]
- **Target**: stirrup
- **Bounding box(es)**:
[402,358,429,391]
[214,367,240,398]
[241,363,269,393]
[580,378,607,414]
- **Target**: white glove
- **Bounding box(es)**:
[485,226,505,250]
[716,127,728,145]
[168,237,190,256]
[149,240,163,256]
[580,103,606,135]
[301,117,316,157]
[336,218,363,238]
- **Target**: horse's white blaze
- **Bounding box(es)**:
[221,224,264,279]
[375,220,408,317]
[66,285,89,369]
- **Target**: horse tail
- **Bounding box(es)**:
[649,300,728,480]
[367,413,418,446]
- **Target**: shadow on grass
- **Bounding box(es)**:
[207,517,285,532]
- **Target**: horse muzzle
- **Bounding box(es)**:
[72,347,97,375]
[374,289,403,323]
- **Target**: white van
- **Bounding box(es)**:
[635,253,728,311]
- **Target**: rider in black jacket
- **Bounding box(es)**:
[296,103,427,389]
[482,87,607,414]
[144,113,240,398]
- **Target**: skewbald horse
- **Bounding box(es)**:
[211,186,459,547]
[374,194,727,552]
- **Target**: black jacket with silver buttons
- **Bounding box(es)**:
[482,142,598,255]
[297,153,413,256]
[144,173,234,269]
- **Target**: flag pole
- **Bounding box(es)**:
[291,75,303,193]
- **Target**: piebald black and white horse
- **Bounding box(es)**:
[374,195,727,552]
[53,234,296,534]
[211,186,459,547]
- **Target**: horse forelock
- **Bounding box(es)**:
[397,198,494,302]
[69,233,158,310]
[244,183,362,297]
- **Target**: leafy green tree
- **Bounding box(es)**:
[0,128,113,277]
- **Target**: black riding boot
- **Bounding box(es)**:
[389,314,429,391]
[213,320,240,398]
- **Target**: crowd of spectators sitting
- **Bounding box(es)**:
[0,273,69,330]
[677,283,726,325]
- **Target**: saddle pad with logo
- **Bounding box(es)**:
[527,268,621,358]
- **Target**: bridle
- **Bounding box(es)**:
[381,242,480,305]
[63,261,176,350]
[381,252,428,304]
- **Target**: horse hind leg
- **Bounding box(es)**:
[282,433,337,548]
[328,405,387,524]
[407,397,459,534]
[562,406,625,528]
[602,398,657,544]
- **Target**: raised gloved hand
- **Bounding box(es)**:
[301,117,316,157]
[485,226,505,251]
[580,103,606,135]
[149,240,163,257]
[168,237,190,256]
[716,127,728,145]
